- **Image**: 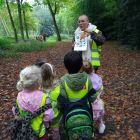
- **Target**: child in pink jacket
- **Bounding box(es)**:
[82,60,106,134]
[12,65,54,140]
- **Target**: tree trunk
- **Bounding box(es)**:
[5,0,18,42]
[0,15,9,36]
[23,10,29,39]
[16,0,25,41]
[3,18,11,36]
[47,0,61,41]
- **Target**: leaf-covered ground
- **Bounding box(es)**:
[0,41,140,140]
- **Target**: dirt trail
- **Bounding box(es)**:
[0,41,140,139]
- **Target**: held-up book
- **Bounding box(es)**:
[74,32,88,51]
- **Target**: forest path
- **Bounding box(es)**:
[0,41,140,139]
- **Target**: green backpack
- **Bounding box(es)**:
[58,89,95,140]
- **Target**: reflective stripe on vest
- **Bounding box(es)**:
[50,85,61,128]
[93,28,100,33]
[50,85,60,118]
[17,93,47,137]
[96,86,104,96]
[64,79,88,101]
[92,28,102,52]
[98,46,102,53]
[91,41,100,66]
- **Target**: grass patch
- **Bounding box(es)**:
[61,34,73,41]
[0,49,21,58]
[47,35,57,42]
[0,34,72,58]
[47,34,72,42]
[0,39,56,57]
[12,40,53,52]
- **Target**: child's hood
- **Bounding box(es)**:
[17,90,44,112]
[63,72,88,91]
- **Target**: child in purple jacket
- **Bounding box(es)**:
[82,60,106,134]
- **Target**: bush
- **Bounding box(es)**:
[0,38,11,50]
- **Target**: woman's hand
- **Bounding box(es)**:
[80,31,89,40]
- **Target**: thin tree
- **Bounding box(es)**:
[45,0,61,41]
[5,0,18,42]
[21,1,29,39]
[23,9,29,39]
[0,14,9,36]
[16,0,25,41]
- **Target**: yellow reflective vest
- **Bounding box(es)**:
[91,28,101,67]
[64,79,89,101]
[49,85,61,128]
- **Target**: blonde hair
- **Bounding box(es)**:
[16,65,42,91]
[41,63,54,89]
[82,60,93,74]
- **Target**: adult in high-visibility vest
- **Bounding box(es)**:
[73,15,106,73]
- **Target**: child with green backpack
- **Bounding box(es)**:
[57,51,98,140]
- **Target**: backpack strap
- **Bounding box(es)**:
[13,100,20,116]
[14,99,51,122]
